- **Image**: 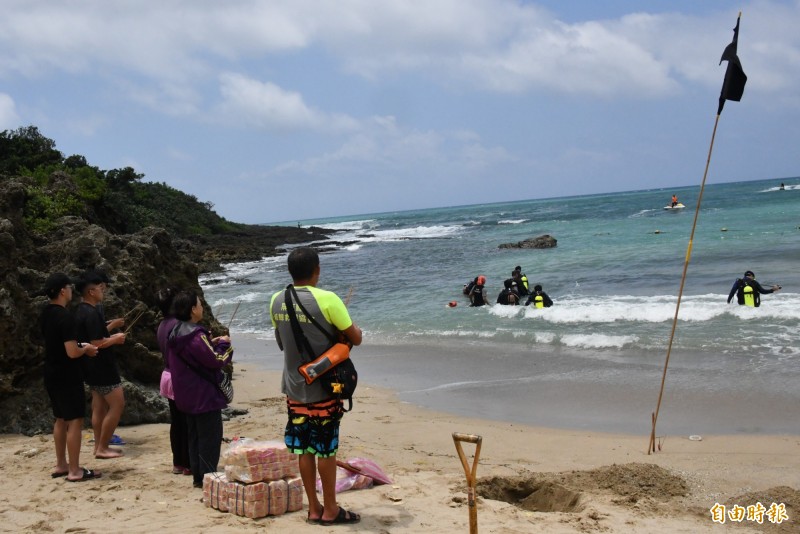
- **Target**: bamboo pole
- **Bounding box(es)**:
[649,114,720,454]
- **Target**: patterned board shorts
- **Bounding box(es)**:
[285,397,343,458]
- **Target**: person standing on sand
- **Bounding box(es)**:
[74,270,126,460]
[156,287,191,476]
[270,247,362,525]
[39,273,102,482]
[168,290,233,488]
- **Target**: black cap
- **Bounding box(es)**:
[744,270,755,278]
[43,273,75,299]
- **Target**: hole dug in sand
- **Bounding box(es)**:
[478,476,584,513]
[477,463,688,514]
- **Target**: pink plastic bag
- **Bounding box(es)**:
[315,457,392,493]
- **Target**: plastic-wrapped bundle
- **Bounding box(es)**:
[222,439,298,483]
[267,478,288,516]
[286,476,304,513]
[202,472,230,512]
[228,481,269,519]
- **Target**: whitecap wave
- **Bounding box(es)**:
[560,333,639,349]
[306,219,378,231]
[354,224,465,242]
[760,184,797,192]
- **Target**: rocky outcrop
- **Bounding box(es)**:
[0,174,328,435]
[499,234,558,249]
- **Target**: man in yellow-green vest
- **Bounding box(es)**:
[727,270,781,308]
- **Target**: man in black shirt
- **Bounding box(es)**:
[40,273,100,482]
[75,270,127,459]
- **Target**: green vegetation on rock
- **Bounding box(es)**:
[1,125,240,237]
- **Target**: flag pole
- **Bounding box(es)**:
[648,114,720,454]
[649,11,746,453]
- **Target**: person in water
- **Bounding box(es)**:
[512,267,529,296]
[727,271,781,308]
[525,284,553,308]
[468,276,488,307]
[496,279,520,305]
[463,276,478,296]
[671,195,679,207]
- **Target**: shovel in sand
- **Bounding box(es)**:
[453,432,482,534]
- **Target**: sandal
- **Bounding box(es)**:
[319,507,360,526]
[66,468,102,482]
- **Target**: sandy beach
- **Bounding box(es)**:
[2,338,798,533]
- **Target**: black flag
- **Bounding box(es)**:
[717,14,747,115]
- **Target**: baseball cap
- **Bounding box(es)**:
[43,273,75,299]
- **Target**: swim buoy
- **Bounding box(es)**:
[448,301,458,307]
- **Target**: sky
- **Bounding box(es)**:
[2,1,799,224]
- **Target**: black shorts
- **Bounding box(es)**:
[47,382,86,421]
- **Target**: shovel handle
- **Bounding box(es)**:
[453,432,482,445]
[453,432,482,534]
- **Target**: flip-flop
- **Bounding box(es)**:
[95,450,124,459]
[66,468,102,482]
[319,507,360,526]
[108,434,126,445]
[51,470,69,478]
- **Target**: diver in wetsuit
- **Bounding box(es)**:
[727,270,781,308]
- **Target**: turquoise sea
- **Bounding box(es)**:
[203,178,800,434]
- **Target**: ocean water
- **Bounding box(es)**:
[202,178,800,433]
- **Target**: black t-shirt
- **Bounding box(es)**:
[75,302,121,386]
[40,304,83,387]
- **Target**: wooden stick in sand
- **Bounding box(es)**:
[453,432,482,534]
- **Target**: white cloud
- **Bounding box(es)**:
[2,0,800,117]
[264,116,509,188]
[216,73,358,131]
[0,93,20,129]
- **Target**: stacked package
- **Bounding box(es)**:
[202,440,303,519]
[223,440,297,484]
[203,472,231,512]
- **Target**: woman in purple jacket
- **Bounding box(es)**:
[156,287,191,476]
[168,290,233,488]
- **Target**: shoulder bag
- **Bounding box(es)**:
[284,285,357,411]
